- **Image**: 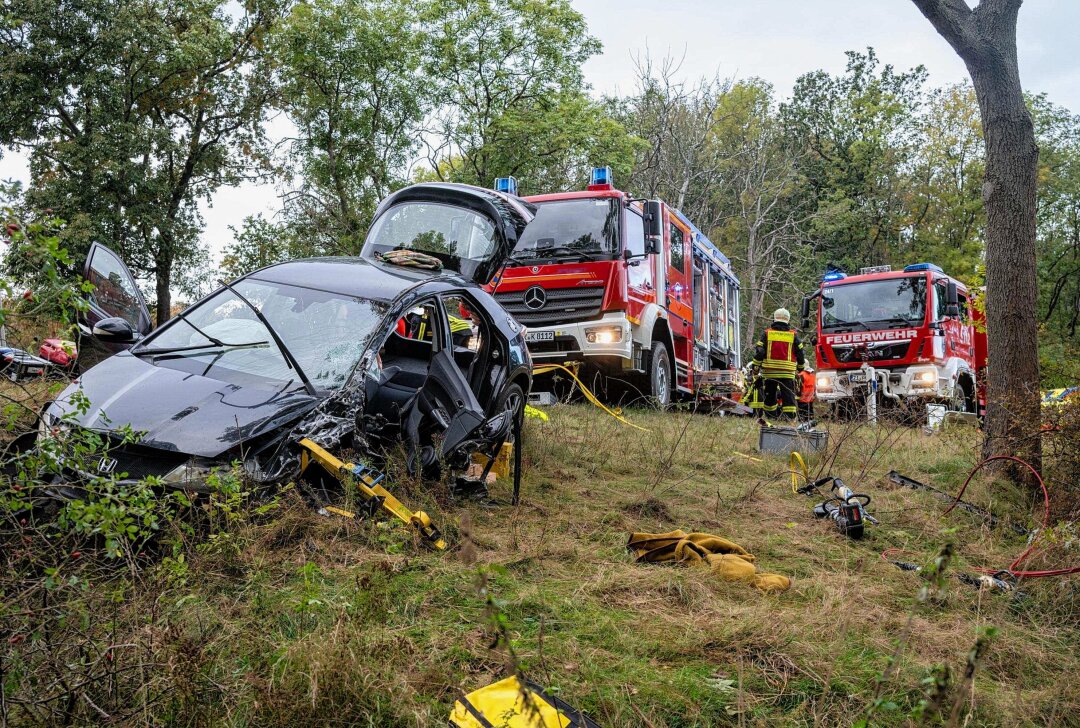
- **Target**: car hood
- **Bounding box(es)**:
[48,353,321,458]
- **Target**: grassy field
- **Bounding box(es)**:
[2,401,1079,726]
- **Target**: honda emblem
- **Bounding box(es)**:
[96,456,118,475]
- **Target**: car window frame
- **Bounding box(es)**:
[83,242,153,335]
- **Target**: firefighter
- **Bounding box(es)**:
[751,308,805,421]
[797,366,816,421]
[742,363,765,416]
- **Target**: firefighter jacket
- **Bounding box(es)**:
[798,370,816,403]
[751,322,805,379]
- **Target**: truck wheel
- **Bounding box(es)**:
[951,381,974,413]
[648,342,672,407]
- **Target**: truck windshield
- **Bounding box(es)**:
[821,277,927,331]
[513,198,619,262]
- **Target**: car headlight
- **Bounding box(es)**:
[816,373,835,391]
[37,411,70,443]
[585,326,623,344]
[911,368,938,388]
[160,461,213,489]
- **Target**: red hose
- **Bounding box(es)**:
[945,456,1080,579]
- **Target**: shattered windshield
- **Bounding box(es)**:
[513,198,619,261]
[139,279,387,390]
[821,277,927,331]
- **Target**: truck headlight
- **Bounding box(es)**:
[816,373,835,392]
[585,326,623,344]
[911,368,938,388]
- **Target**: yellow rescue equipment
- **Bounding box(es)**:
[297,438,446,549]
[450,675,601,728]
[628,529,791,593]
[531,361,648,431]
[789,450,809,494]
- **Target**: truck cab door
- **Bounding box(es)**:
[935,278,972,361]
[624,204,655,305]
[80,243,153,357]
[664,218,694,369]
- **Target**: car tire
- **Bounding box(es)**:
[495,381,526,425]
[648,342,672,408]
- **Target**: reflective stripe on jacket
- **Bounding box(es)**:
[761,328,798,378]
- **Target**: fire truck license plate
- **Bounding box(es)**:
[847,371,867,384]
[525,331,554,343]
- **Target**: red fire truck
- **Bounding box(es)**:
[801,263,987,417]
[489,168,742,406]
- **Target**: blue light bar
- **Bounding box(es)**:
[493,176,518,196]
[590,166,613,187]
[903,262,944,273]
[822,271,847,282]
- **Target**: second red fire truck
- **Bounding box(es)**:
[802,263,987,418]
[489,168,742,405]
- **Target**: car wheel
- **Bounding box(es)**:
[496,381,526,425]
[495,381,527,504]
[649,342,672,407]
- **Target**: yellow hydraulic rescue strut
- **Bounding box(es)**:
[297,437,447,550]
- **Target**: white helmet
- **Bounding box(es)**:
[773,307,791,323]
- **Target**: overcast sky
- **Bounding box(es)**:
[3,0,1077,266]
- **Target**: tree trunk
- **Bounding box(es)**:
[910,0,1042,475]
[745,229,761,356]
[968,60,1041,468]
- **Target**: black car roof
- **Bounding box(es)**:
[248,256,472,301]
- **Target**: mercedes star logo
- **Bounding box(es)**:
[523,285,547,310]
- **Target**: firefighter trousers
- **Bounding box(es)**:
[762,377,798,419]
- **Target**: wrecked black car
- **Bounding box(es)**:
[39,183,534,495]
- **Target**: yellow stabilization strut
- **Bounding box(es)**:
[297,437,447,550]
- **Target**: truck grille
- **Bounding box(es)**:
[494,287,605,327]
[831,341,913,364]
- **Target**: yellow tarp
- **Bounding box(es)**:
[628,529,792,594]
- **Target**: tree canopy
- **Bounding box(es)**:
[2,0,1077,385]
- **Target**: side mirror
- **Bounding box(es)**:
[92,317,139,344]
[945,281,960,318]
[800,290,821,329]
[643,200,662,254]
